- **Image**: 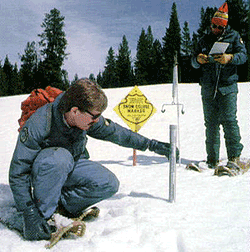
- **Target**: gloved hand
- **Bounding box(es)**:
[213,53,233,64]
[148,139,179,161]
[23,201,51,241]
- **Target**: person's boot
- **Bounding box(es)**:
[224,157,241,175]
[226,157,240,169]
[206,160,219,169]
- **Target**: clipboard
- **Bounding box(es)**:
[209,42,229,55]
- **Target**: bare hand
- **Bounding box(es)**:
[197,54,209,64]
[213,54,233,64]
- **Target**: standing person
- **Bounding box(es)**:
[9,78,176,241]
[191,2,247,169]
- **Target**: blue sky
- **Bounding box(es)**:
[0,0,224,80]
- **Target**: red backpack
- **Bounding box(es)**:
[18,86,63,132]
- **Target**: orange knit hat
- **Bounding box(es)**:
[211,2,228,27]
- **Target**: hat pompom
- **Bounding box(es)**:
[211,2,228,27]
[218,2,228,13]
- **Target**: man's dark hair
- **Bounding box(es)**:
[58,78,108,114]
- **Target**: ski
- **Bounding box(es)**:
[45,206,100,249]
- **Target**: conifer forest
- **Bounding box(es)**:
[0,1,249,96]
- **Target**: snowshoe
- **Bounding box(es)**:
[46,216,86,249]
[214,165,239,177]
[73,206,100,222]
[45,206,100,249]
[185,161,211,172]
[214,158,250,177]
[186,163,201,172]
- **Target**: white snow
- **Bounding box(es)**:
[0,83,249,252]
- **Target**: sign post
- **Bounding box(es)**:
[114,86,156,165]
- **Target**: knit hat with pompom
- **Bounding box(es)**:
[211,2,228,27]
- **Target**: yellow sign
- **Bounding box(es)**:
[114,86,156,132]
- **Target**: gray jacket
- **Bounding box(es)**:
[9,94,150,211]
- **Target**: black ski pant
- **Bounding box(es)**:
[202,91,243,164]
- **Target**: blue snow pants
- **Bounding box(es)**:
[31,147,119,219]
[202,91,243,164]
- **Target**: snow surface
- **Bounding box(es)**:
[0,83,249,252]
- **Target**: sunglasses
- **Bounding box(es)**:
[85,110,101,120]
[211,24,224,30]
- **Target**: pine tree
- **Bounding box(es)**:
[3,56,13,95]
[62,69,69,89]
[227,0,248,38]
[0,62,8,96]
[89,73,96,81]
[181,21,192,56]
[134,26,156,85]
[102,47,118,88]
[20,41,38,92]
[227,0,249,81]
[145,26,155,84]
[191,32,199,53]
[197,7,217,38]
[134,28,149,85]
[96,72,103,86]
[180,21,193,83]
[151,39,165,84]
[116,35,134,87]
[71,73,79,85]
[162,2,181,82]
[38,8,69,90]
[11,64,24,95]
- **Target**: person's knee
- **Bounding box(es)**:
[33,147,74,175]
[83,168,119,197]
[108,172,120,196]
[96,166,120,196]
